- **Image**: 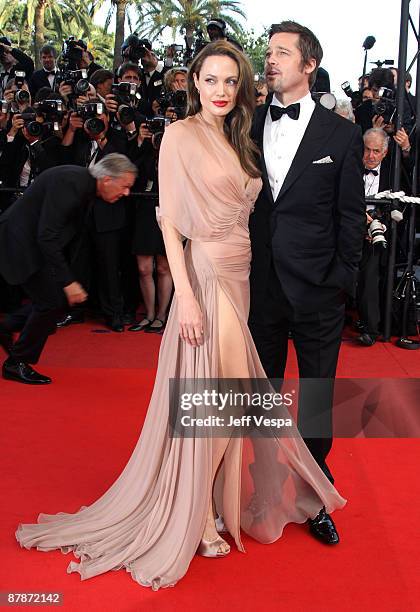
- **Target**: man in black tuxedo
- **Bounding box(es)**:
[28,45,58,97]
[0,155,137,384]
[249,21,366,544]
[357,127,412,345]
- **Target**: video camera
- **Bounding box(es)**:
[111,81,138,125]
[76,101,105,135]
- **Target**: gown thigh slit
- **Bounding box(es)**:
[15,114,346,590]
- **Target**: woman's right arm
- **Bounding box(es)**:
[161,217,203,347]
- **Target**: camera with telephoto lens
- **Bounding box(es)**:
[20,111,43,138]
[157,89,187,119]
[61,36,83,69]
[121,35,151,63]
[111,81,137,125]
[366,208,388,249]
[77,102,105,135]
[372,87,396,125]
[59,69,89,96]
[365,200,404,249]
[145,116,169,150]
[341,81,362,109]
[35,99,65,122]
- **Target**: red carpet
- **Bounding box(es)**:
[1,321,419,611]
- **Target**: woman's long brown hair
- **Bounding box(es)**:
[186,40,261,179]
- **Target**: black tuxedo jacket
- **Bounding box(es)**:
[250,99,366,313]
[139,67,167,116]
[28,69,57,96]
[0,166,96,286]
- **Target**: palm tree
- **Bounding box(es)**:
[89,0,137,69]
[0,0,94,67]
[136,0,246,43]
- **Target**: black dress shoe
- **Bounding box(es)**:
[308,507,339,544]
[2,358,52,384]
[354,319,365,332]
[122,312,136,325]
[358,332,376,346]
[56,313,84,328]
[106,316,124,332]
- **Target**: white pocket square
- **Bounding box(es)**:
[312,156,333,164]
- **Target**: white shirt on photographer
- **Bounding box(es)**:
[364,163,381,207]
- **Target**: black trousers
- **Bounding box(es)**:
[249,262,345,483]
[91,228,124,319]
[357,241,383,337]
[4,267,66,364]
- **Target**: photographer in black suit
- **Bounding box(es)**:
[249,21,365,544]
[0,155,137,384]
[357,126,412,346]
[0,37,34,97]
[28,45,58,97]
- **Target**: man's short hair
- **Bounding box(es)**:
[89,153,138,180]
[368,68,394,91]
[118,62,141,79]
[34,88,66,106]
[406,72,412,87]
[90,69,114,88]
[363,127,390,151]
[268,21,323,89]
[40,44,57,58]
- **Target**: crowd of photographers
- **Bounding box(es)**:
[0,21,418,341]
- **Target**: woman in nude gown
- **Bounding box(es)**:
[15,41,346,590]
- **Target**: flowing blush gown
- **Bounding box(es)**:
[15,114,346,590]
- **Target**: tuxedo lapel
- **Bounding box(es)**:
[254,99,275,206]
[274,105,334,206]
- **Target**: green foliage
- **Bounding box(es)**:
[136,0,246,40]
[237,28,268,75]
[0,0,115,67]
[0,0,269,74]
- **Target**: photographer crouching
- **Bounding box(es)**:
[0,154,137,384]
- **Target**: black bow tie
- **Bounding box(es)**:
[364,168,378,176]
[270,103,300,121]
[44,70,55,75]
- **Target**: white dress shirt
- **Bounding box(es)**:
[364,163,381,202]
[263,91,315,201]
[43,67,56,88]
[145,61,164,85]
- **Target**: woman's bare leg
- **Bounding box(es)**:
[136,255,155,322]
[201,287,249,551]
